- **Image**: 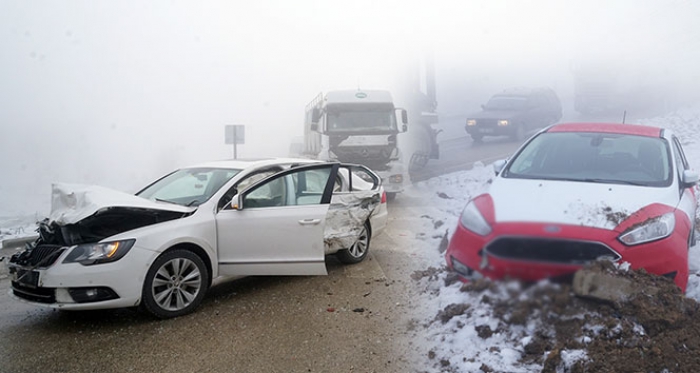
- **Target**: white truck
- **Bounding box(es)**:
[301,90,408,200]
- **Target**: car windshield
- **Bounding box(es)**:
[137,167,241,206]
[326,106,397,133]
[484,96,527,110]
[503,132,672,187]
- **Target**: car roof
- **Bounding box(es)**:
[494,87,554,97]
[547,122,663,138]
[183,157,322,170]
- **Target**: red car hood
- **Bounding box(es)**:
[489,178,679,230]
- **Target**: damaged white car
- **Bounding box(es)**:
[7,158,388,318]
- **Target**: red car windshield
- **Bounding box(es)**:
[503,132,673,187]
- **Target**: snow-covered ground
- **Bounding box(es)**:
[2,107,699,372]
[402,106,700,372]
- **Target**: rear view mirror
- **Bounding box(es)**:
[493,159,507,175]
[229,194,242,210]
[682,170,699,188]
[311,107,321,124]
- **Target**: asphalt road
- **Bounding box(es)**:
[0,201,441,373]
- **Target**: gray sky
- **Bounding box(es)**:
[1,0,699,216]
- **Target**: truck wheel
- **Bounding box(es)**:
[337,222,371,264]
[141,249,209,319]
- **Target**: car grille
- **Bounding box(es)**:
[475,119,498,128]
[484,236,620,264]
[12,283,56,304]
[11,244,66,267]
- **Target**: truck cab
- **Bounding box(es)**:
[304,90,408,199]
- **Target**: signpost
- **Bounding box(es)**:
[225,125,245,159]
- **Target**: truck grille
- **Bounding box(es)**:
[485,237,620,264]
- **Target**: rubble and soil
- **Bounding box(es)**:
[426,261,700,372]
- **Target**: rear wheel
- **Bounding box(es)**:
[337,222,371,264]
[141,249,209,319]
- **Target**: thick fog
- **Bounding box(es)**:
[1,0,699,217]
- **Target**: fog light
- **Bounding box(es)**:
[389,174,403,183]
[68,287,119,303]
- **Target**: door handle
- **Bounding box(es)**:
[298,218,321,225]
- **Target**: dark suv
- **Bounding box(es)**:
[465,87,562,142]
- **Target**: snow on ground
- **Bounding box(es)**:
[403,105,700,372]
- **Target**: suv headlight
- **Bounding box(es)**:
[467,119,477,126]
[497,120,509,126]
[618,213,675,246]
[63,239,136,265]
[460,201,492,236]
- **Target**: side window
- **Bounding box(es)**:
[243,176,287,208]
[672,137,689,173]
[238,165,334,208]
[293,168,332,205]
[218,169,279,211]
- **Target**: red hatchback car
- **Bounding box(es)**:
[446,123,698,290]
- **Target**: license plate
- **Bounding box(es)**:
[478,128,495,133]
[9,267,39,288]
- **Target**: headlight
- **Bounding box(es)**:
[618,213,675,246]
[63,239,136,265]
[460,201,492,236]
[467,119,477,126]
[497,120,509,126]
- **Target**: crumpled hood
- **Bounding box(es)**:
[489,178,678,230]
[50,183,196,225]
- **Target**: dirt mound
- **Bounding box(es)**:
[453,261,700,372]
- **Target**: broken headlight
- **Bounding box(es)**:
[63,239,135,265]
[618,213,675,246]
[460,200,492,236]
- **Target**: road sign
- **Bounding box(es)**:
[225,125,245,145]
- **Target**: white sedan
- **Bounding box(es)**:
[8,158,388,318]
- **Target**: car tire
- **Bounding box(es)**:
[471,134,483,143]
[141,249,210,319]
[336,222,371,264]
[386,192,397,202]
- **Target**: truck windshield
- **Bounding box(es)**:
[326,108,397,133]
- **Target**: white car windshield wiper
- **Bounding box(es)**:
[579,178,648,186]
[155,198,180,205]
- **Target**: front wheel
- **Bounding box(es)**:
[337,222,371,264]
[141,249,209,319]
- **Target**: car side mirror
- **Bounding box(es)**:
[681,170,699,188]
[229,194,243,210]
[493,159,507,175]
[401,109,408,124]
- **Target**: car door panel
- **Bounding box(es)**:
[215,163,338,276]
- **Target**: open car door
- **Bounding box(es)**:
[215,163,339,276]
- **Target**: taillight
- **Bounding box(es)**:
[381,191,387,204]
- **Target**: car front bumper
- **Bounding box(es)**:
[445,220,689,291]
[7,245,157,310]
